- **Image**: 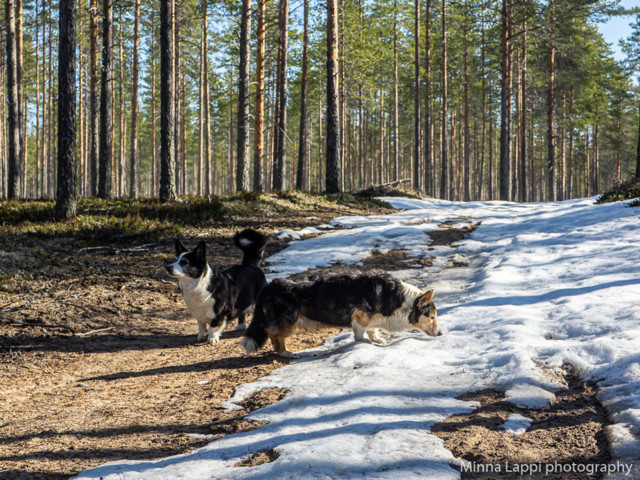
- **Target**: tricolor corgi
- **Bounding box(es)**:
[241,271,441,357]
[166,229,268,344]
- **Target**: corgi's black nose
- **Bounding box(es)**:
[436,329,443,336]
[165,265,173,274]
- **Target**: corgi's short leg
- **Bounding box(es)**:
[207,319,227,344]
[235,313,247,331]
[367,328,387,345]
[351,319,367,342]
[196,321,208,343]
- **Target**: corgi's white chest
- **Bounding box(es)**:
[178,269,216,322]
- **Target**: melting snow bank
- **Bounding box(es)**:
[74,197,640,479]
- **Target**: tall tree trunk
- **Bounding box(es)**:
[326,0,341,192]
[393,0,399,182]
[41,0,48,198]
[89,0,99,196]
[78,13,85,197]
[478,5,486,200]
[546,0,557,201]
[6,0,21,199]
[272,0,289,190]
[35,2,40,197]
[296,0,309,190]
[439,0,448,200]
[568,89,574,197]
[56,0,77,219]
[424,0,432,195]
[499,0,512,201]
[173,1,181,195]
[159,0,176,202]
[17,0,25,195]
[129,0,140,197]
[151,15,157,196]
[593,117,599,194]
[253,0,266,191]
[98,0,113,198]
[463,43,470,201]
[236,0,252,191]
[519,20,527,202]
[117,19,125,197]
[203,7,211,196]
[413,0,422,191]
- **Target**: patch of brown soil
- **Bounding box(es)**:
[234,448,280,467]
[428,218,480,246]
[432,377,611,479]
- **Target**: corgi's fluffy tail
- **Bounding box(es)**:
[241,304,270,355]
[234,228,268,266]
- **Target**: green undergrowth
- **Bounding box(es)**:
[596,178,640,207]
[0,192,392,243]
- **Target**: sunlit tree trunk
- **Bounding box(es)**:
[439,0,448,200]
[236,0,251,191]
[326,0,341,192]
[129,0,140,197]
[98,0,113,198]
[159,0,176,202]
[253,0,266,192]
[296,0,309,191]
[56,0,77,219]
[6,0,21,199]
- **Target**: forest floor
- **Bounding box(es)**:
[0,192,611,479]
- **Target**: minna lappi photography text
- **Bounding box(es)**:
[460,461,634,476]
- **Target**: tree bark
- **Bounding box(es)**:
[17,0,25,195]
[6,0,21,199]
[463,43,470,201]
[272,0,289,190]
[424,0,432,195]
[326,0,341,193]
[89,0,99,196]
[129,0,140,198]
[98,0,113,198]
[56,0,77,219]
[393,0,399,182]
[253,0,266,192]
[519,20,527,202]
[236,0,252,191]
[296,0,309,190]
[439,0,448,200]
[414,0,422,191]
[159,0,176,202]
[499,0,512,201]
[546,0,557,201]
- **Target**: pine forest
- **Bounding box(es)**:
[2,0,640,212]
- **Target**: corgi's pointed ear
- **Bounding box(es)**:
[175,239,187,256]
[194,240,207,261]
[417,289,434,306]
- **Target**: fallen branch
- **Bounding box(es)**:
[9,322,75,335]
[76,244,155,255]
[376,178,411,188]
[112,227,172,240]
[76,327,114,336]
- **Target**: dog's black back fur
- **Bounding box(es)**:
[212,230,268,322]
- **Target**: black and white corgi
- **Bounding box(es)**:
[241,271,441,357]
[166,228,268,344]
